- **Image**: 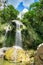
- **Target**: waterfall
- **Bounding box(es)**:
[15,21,22,47]
[3,26,10,47]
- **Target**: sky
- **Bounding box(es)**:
[8,0,39,12]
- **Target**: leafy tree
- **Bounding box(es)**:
[21,0,43,49]
[1,5,19,22]
[0,1,43,50]
[0,5,19,47]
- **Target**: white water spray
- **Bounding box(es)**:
[12,20,23,62]
[3,25,10,47]
[15,23,22,47]
[12,20,23,48]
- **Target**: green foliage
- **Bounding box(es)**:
[1,5,19,22]
[0,1,43,50]
[21,1,43,49]
[0,5,19,47]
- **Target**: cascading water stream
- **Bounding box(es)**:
[15,24,22,47]
[3,26,10,47]
[14,20,22,62]
[0,26,10,65]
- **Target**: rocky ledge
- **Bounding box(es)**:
[0,46,34,64]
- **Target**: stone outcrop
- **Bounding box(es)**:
[5,46,30,62]
[0,46,34,64]
[4,46,34,63]
[0,47,9,58]
[34,43,43,65]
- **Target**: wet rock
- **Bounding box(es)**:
[34,43,43,65]
[0,47,9,58]
[5,46,31,62]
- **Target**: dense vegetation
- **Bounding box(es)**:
[0,0,43,49]
[0,5,19,47]
[22,0,43,49]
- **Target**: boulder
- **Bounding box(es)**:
[4,46,30,62]
[34,43,43,65]
[0,47,9,58]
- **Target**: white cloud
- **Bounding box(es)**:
[18,0,23,2]
[23,0,34,7]
[17,8,28,19]
[8,0,34,8]
[8,0,23,8]
[22,8,28,13]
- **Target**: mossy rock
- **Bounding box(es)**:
[4,46,30,62]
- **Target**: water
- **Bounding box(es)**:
[0,20,23,64]
[15,20,22,48]
[3,25,10,47]
[14,20,22,62]
[0,26,10,65]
